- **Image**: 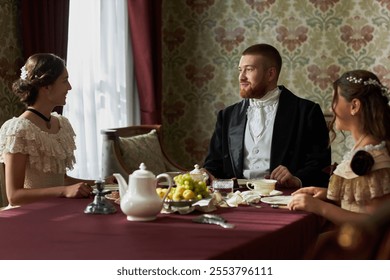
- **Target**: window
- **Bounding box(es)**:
[65,0,140,179]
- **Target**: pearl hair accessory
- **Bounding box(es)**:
[20,66,28,80]
[346,76,390,105]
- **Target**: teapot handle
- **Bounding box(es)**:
[156,173,173,202]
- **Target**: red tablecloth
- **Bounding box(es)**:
[0,195,323,260]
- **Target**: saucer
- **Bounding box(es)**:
[105,189,119,197]
[253,190,283,197]
[93,184,119,191]
[261,195,292,205]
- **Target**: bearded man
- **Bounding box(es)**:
[203,44,331,188]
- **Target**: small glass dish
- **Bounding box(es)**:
[212,179,234,197]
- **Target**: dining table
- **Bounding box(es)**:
[0,188,324,260]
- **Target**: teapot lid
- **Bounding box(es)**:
[132,163,155,178]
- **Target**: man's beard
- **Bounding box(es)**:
[240,87,251,98]
[240,84,266,99]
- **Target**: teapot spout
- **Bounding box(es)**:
[113,173,128,199]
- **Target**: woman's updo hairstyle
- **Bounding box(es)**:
[12,53,66,106]
[329,69,390,153]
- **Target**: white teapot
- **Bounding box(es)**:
[113,163,173,221]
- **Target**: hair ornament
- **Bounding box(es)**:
[20,66,28,80]
[345,76,363,84]
[346,76,390,105]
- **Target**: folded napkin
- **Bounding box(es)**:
[216,190,283,207]
[215,190,256,207]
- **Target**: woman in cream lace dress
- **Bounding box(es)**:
[288,70,390,225]
[0,53,94,206]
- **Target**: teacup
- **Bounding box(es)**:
[246,179,277,195]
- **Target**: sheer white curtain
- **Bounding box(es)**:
[65,0,140,180]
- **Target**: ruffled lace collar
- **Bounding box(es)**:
[0,113,76,173]
[334,141,390,179]
[343,141,386,161]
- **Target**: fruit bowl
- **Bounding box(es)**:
[163,198,200,208]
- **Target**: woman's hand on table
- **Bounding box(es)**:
[63,182,93,198]
[287,193,323,213]
[288,186,328,213]
[291,186,327,200]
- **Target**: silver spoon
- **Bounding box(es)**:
[192,214,235,228]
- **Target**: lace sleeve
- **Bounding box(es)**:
[328,168,390,204]
[0,117,31,159]
[0,116,76,173]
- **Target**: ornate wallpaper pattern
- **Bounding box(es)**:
[1,0,390,174]
[161,0,390,168]
[0,0,24,126]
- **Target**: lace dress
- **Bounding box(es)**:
[0,113,76,188]
[328,142,390,213]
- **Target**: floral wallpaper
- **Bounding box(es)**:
[1,0,390,174]
[0,0,24,127]
[0,0,19,206]
[161,0,390,169]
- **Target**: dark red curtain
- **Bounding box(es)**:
[20,0,69,60]
[127,0,162,124]
[20,0,70,114]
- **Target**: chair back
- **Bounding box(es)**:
[101,125,185,179]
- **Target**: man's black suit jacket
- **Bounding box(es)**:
[203,86,331,188]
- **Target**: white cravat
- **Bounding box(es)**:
[247,88,280,143]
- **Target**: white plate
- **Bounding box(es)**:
[93,184,119,191]
[261,195,292,205]
[105,192,120,201]
[241,189,282,197]
[255,190,283,197]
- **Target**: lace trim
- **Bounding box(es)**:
[333,141,390,179]
[343,141,386,161]
[0,113,76,173]
[327,168,390,205]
